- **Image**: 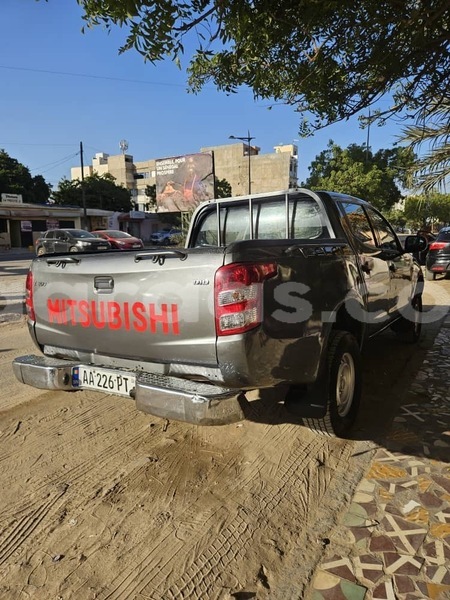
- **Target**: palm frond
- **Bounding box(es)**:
[400,100,450,192]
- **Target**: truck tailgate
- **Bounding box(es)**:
[31,248,225,366]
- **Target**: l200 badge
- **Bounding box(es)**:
[193,279,210,285]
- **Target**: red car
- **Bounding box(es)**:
[92,230,144,250]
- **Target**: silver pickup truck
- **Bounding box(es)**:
[13,189,425,436]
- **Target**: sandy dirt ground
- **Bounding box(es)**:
[0,279,449,599]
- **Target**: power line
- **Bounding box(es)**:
[0,141,77,147]
[30,152,80,174]
[0,64,189,89]
[1,142,105,155]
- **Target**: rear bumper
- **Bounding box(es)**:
[428,263,450,273]
[12,355,247,426]
[426,255,450,272]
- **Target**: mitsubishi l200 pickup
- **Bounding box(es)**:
[13,189,425,436]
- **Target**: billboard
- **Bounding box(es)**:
[155,152,214,212]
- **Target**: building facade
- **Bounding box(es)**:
[0,202,163,250]
[70,143,298,212]
[0,201,82,249]
[201,142,298,196]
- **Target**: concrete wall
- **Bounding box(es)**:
[201,143,298,196]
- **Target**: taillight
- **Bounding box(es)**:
[215,262,277,336]
[429,242,448,251]
[25,270,35,321]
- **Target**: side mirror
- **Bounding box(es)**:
[404,234,428,253]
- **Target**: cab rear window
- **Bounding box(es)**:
[193,193,334,247]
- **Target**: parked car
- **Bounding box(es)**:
[425,226,450,280]
[92,230,144,250]
[150,228,182,245]
[35,229,111,256]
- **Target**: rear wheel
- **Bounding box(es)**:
[300,331,362,437]
[69,246,79,253]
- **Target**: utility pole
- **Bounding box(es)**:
[80,141,87,229]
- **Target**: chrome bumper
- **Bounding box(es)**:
[12,355,246,426]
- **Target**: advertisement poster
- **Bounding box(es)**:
[155,152,215,212]
[20,220,32,232]
[46,219,59,230]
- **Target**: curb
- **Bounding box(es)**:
[309,315,450,599]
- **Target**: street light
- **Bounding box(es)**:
[229,130,255,194]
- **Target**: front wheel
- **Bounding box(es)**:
[69,246,79,253]
[301,331,362,437]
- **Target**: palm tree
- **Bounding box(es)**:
[401,100,450,193]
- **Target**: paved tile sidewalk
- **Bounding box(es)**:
[310,321,450,600]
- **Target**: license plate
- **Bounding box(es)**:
[72,366,135,396]
[132,244,141,248]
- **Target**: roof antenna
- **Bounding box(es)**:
[119,140,129,154]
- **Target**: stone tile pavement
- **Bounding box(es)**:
[309,319,450,599]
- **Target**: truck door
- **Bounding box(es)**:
[338,202,394,331]
[365,207,415,314]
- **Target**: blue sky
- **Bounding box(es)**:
[1,0,404,191]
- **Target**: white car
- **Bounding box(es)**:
[150,228,182,245]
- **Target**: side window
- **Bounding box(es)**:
[339,203,377,248]
[194,210,219,246]
[290,198,330,239]
[365,208,399,251]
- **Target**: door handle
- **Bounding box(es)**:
[94,276,114,292]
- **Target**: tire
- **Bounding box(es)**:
[69,246,79,253]
[36,247,45,256]
[301,331,362,437]
[425,269,436,281]
[391,294,422,344]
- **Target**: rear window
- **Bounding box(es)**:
[437,230,450,242]
[104,231,132,238]
[193,193,333,246]
[70,229,96,238]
